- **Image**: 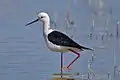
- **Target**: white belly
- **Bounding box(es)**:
[43,30,81,53]
[43,32,68,52]
[45,39,81,52]
[47,40,69,52]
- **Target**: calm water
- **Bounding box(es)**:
[0,36,51,80]
[0,30,120,80]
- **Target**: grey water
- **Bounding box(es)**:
[1,26,120,80]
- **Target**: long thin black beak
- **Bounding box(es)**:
[25,18,39,26]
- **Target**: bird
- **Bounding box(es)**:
[25,12,94,71]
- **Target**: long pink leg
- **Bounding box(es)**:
[67,49,80,69]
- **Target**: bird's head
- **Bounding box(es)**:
[25,12,50,26]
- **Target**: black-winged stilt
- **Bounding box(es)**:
[25,12,93,70]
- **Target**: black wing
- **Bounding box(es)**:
[48,31,93,51]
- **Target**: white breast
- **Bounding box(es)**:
[43,30,69,52]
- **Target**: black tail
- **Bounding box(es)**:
[80,45,94,51]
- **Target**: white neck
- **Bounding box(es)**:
[42,21,50,35]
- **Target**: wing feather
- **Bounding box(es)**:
[48,31,93,51]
